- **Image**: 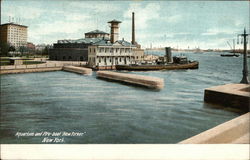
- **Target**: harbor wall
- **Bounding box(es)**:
[63,66,92,75]
[204,84,250,112]
[179,112,249,144]
[0,61,87,75]
[96,71,164,89]
[0,67,62,74]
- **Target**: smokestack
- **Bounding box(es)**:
[108,19,121,43]
[132,12,135,45]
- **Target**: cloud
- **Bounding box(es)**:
[201,28,240,36]
[3,5,44,20]
[164,15,183,23]
[123,3,161,30]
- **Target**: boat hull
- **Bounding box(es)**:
[220,54,239,57]
[116,61,199,71]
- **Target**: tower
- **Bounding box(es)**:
[108,19,121,43]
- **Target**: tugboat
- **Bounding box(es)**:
[116,47,199,71]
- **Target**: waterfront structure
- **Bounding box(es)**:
[0,23,28,50]
[49,13,144,66]
[87,20,137,69]
[88,38,136,69]
[49,30,110,61]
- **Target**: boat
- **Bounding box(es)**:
[221,39,240,57]
[116,56,199,71]
[220,53,240,57]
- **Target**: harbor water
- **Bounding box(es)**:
[0,52,245,143]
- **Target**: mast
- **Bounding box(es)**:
[233,39,235,54]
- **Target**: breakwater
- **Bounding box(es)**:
[63,66,92,75]
[204,84,250,112]
[96,71,164,89]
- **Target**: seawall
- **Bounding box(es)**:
[204,83,250,112]
[179,112,250,144]
[63,66,92,75]
[96,71,164,89]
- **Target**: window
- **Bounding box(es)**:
[80,56,84,61]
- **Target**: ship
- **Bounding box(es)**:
[116,56,199,71]
[220,39,240,57]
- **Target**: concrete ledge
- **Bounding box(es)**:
[0,67,62,74]
[96,71,164,89]
[204,84,250,112]
[63,66,92,75]
[179,112,250,144]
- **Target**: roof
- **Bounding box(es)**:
[108,19,122,23]
[57,37,110,44]
[57,37,136,47]
[92,39,136,47]
[0,23,28,28]
[116,39,135,47]
[85,29,109,35]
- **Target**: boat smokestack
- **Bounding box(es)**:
[165,47,173,63]
[132,12,135,45]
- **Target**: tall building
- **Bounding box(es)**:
[0,23,28,50]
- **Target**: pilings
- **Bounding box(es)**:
[96,71,164,89]
[62,66,92,75]
[204,83,250,112]
[179,112,250,144]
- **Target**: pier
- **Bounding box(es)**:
[96,71,164,89]
[63,66,92,75]
[204,83,250,112]
[0,61,87,75]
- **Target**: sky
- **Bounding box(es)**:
[1,0,249,49]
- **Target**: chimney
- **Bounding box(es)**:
[108,19,121,43]
[132,12,135,45]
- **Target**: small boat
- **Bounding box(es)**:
[221,40,240,57]
[116,56,199,71]
[220,53,239,57]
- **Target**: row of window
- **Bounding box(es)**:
[52,56,85,61]
[89,47,132,54]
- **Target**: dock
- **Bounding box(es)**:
[204,83,250,112]
[63,66,92,75]
[96,71,164,89]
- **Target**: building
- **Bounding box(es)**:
[49,30,110,61]
[88,19,138,69]
[88,38,136,69]
[0,23,28,50]
[27,42,35,50]
[49,12,144,67]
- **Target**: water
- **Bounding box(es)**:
[0,52,246,144]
